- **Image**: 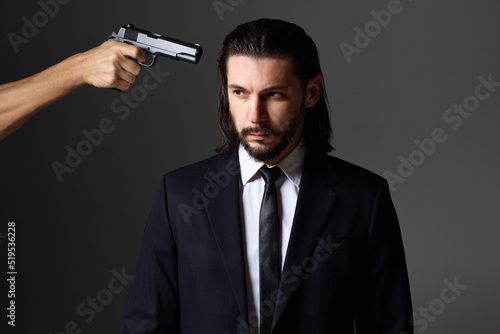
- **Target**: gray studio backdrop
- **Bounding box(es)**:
[1,0,499,333]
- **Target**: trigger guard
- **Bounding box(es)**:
[138,55,157,67]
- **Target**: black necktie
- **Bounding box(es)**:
[258,166,283,334]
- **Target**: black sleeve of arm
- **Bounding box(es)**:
[355,179,413,334]
[123,177,180,334]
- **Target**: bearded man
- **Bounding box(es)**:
[123,18,413,334]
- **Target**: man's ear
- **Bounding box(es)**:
[305,73,324,108]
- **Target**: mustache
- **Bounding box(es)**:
[240,126,280,136]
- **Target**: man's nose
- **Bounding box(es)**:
[248,97,268,124]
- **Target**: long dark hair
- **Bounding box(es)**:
[216,18,334,156]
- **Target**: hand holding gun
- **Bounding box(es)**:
[0,24,203,140]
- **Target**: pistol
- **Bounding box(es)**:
[108,24,203,66]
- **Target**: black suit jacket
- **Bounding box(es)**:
[123,152,413,333]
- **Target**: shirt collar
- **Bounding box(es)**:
[239,138,306,187]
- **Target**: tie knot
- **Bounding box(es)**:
[258,166,283,184]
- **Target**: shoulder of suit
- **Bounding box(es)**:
[318,153,386,188]
[162,153,237,184]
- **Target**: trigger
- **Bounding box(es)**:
[137,54,157,67]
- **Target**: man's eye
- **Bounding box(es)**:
[233,90,243,96]
[268,91,282,97]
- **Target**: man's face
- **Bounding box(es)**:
[227,55,308,164]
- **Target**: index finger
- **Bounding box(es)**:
[118,43,148,63]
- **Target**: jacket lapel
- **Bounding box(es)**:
[203,153,249,324]
[201,152,340,330]
[273,153,339,327]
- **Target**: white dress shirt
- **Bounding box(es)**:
[238,138,306,330]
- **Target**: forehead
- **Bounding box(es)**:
[226,55,299,88]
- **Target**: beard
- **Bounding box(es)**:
[237,105,305,163]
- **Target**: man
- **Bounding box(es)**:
[123,19,413,334]
[0,41,147,141]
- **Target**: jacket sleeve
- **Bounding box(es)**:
[123,176,180,333]
[355,179,414,334]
